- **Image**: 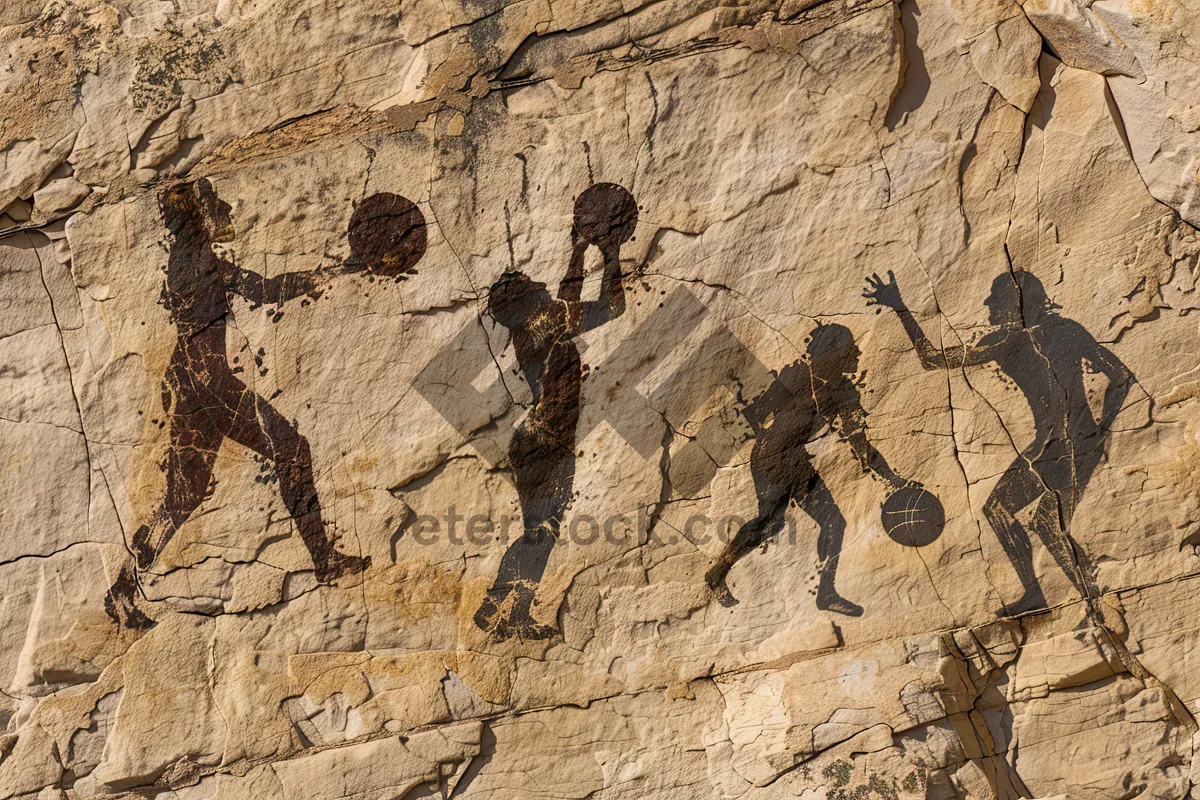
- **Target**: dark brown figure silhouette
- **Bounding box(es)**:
[106,182,423,629]
[473,183,635,641]
[706,324,906,616]
[864,269,1131,617]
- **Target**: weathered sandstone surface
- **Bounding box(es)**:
[5,0,1200,797]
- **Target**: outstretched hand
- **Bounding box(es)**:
[863,270,905,312]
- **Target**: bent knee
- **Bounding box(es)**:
[272,424,311,462]
[982,493,1016,523]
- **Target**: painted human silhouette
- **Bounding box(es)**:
[105,180,422,628]
[473,183,634,641]
[706,324,906,616]
[863,269,1132,616]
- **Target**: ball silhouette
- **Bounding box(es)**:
[881,485,945,547]
[573,183,637,248]
[348,193,427,277]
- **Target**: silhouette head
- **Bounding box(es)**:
[572,183,637,250]
[160,178,234,243]
[348,193,427,276]
[807,323,861,379]
[985,271,1052,326]
[489,271,551,328]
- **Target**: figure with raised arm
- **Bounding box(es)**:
[473,183,635,641]
[863,269,1132,616]
[706,324,907,616]
[105,180,422,628]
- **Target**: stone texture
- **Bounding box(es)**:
[3,0,1200,798]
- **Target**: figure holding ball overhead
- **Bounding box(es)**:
[706,323,933,617]
[105,180,426,630]
[473,183,636,641]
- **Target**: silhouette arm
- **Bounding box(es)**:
[575,245,626,333]
[743,379,790,432]
[227,262,337,306]
[894,308,955,369]
[1091,343,1132,429]
[898,310,1017,370]
[832,402,904,488]
[558,241,585,303]
[864,270,1003,370]
[892,310,991,369]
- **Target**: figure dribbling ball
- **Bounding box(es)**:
[349,192,427,278]
[881,485,945,547]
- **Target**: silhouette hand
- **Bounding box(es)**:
[863,270,904,312]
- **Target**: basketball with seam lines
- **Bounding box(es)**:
[881,485,945,547]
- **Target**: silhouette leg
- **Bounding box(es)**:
[705,488,789,608]
[1028,444,1103,613]
[104,562,156,631]
[107,396,224,630]
[475,523,561,640]
[983,459,1048,617]
[1071,427,1107,493]
[225,389,369,583]
[798,475,862,617]
[1066,427,1107,592]
[144,425,224,558]
[475,442,573,640]
[1026,491,1095,605]
[1021,435,1107,618]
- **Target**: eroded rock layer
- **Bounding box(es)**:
[4,0,1200,797]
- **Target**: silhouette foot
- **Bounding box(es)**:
[474,585,558,642]
[132,524,154,570]
[104,572,156,631]
[315,552,370,584]
[817,588,864,617]
[996,588,1049,619]
[493,616,558,642]
[473,590,504,633]
[712,580,740,608]
[705,563,740,607]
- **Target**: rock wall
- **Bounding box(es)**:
[4,0,1200,797]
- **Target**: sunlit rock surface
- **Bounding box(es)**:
[4,0,1200,797]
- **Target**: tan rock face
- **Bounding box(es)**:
[3,0,1200,797]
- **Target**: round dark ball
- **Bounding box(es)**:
[573,183,637,248]
[349,193,427,276]
[881,485,945,547]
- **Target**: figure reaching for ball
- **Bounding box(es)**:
[706,324,918,617]
[864,268,1132,618]
[105,180,426,630]
[473,182,636,642]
